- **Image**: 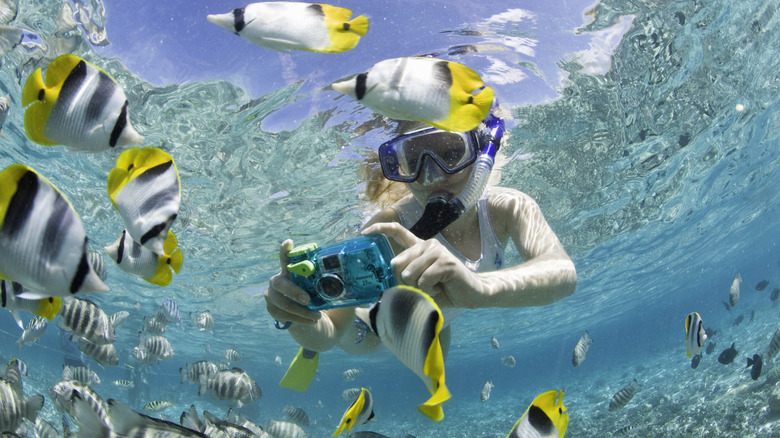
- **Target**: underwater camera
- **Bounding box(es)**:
[286,234,396,311]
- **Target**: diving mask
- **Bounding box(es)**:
[378,129,480,183]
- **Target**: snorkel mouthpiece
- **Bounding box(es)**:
[410,110,505,240]
[409,194,460,240]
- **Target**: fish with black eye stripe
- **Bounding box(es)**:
[506,389,568,438]
[22,54,143,152]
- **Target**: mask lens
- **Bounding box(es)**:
[379,129,477,182]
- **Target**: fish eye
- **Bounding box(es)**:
[559,408,563,413]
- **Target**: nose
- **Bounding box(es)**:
[418,155,445,185]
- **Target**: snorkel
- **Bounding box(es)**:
[409,109,505,240]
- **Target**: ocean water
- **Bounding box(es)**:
[0,0,779,436]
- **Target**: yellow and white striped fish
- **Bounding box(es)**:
[1,280,62,328]
[21,54,143,152]
[332,387,374,436]
[0,164,108,299]
[207,2,368,54]
[506,389,568,438]
[684,312,707,358]
[367,285,451,421]
[107,147,181,255]
[331,57,494,132]
[104,229,183,287]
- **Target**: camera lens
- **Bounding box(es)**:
[317,274,345,299]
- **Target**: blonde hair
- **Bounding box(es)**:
[359,153,410,209]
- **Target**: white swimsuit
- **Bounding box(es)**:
[390,188,507,325]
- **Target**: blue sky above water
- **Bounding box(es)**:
[94,0,629,113]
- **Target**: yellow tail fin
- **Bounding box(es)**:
[169,248,183,274]
[36,297,62,321]
[346,15,369,36]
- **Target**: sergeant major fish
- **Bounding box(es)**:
[78,339,119,367]
[207,2,369,54]
[282,404,310,428]
[58,297,116,345]
[331,57,495,133]
[198,368,261,408]
[572,331,593,367]
[16,316,47,350]
[0,361,44,433]
[501,355,516,368]
[107,146,181,256]
[190,310,214,332]
[143,400,174,412]
[767,327,780,359]
[729,272,742,308]
[62,365,100,387]
[341,367,362,381]
[0,164,108,298]
[180,361,220,385]
[21,54,143,152]
[609,379,641,412]
[224,348,242,364]
[480,380,493,402]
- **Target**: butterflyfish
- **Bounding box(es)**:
[332,387,375,436]
[107,146,181,255]
[0,164,108,299]
[1,280,62,328]
[506,389,568,438]
[367,285,451,421]
[104,229,183,287]
[684,312,707,358]
[207,2,368,53]
[21,54,143,152]
[330,57,494,132]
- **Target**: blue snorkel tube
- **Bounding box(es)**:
[409,109,505,240]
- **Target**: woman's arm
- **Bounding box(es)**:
[471,188,577,308]
[362,188,576,310]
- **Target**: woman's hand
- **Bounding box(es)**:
[362,223,482,308]
[265,239,322,325]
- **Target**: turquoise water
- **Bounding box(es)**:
[1,0,779,436]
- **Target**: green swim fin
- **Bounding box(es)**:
[279,347,319,392]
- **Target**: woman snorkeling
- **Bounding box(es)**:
[266,106,577,356]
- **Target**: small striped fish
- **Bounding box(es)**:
[609,379,641,412]
[57,297,116,345]
[143,400,174,412]
[572,331,593,367]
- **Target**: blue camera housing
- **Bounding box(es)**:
[287,234,396,311]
